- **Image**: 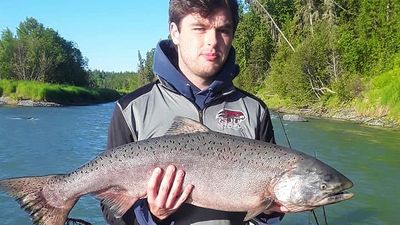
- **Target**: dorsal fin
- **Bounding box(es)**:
[165,117,210,136]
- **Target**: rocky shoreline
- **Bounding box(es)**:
[0,96,61,107]
[275,107,399,129]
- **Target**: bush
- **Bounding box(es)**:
[355,67,400,123]
[0,79,17,95]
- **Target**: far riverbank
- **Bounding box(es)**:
[274,106,399,129]
[1,94,398,129]
[0,79,121,106]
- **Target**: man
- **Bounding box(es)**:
[103,0,285,224]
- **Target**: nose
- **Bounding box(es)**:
[205,29,217,47]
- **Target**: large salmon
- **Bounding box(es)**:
[0,117,353,225]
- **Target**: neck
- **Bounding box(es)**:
[182,73,213,90]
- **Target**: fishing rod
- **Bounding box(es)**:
[276,113,328,225]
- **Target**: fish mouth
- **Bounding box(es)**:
[315,190,354,206]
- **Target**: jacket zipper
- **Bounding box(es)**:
[157,80,235,125]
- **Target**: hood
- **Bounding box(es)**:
[152,40,239,109]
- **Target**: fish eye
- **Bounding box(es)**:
[320,183,327,190]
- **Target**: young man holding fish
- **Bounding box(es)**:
[104,0,285,224]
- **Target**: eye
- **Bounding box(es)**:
[193,27,205,32]
[320,183,327,190]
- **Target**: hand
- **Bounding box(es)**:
[147,165,194,220]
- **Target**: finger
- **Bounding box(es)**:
[156,165,176,205]
[147,167,163,202]
[165,169,185,208]
[172,184,194,210]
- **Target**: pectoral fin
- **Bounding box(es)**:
[244,199,274,221]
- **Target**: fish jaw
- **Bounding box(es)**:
[311,177,354,208]
[272,158,354,212]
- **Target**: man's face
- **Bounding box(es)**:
[170,7,234,89]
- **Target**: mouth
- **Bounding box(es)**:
[316,190,354,206]
[204,54,218,61]
[202,51,220,61]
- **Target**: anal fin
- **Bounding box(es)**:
[95,186,138,218]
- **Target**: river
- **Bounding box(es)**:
[0,103,398,225]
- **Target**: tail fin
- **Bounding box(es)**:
[0,175,78,225]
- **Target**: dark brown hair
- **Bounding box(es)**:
[169,0,239,33]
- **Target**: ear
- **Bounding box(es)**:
[169,22,180,45]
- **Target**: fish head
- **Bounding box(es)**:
[272,158,354,212]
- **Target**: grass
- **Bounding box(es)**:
[256,68,399,126]
[355,67,400,123]
[0,79,121,105]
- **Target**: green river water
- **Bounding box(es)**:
[0,103,399,225]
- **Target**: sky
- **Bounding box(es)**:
[0,0,170,72]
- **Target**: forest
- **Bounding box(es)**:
[0,0,399,124]
[233,0,400,125]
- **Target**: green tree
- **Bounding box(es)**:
[0,17,89,86]
[0,28,16,79]
[137,49,155,87]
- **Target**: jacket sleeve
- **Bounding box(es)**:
[133,200,166,225]
[256,106,275,144]
[104,104,162,225]
[107,103,136,150]
[252,107,284,224]
[251,212,285,225]
[102,103,142,225]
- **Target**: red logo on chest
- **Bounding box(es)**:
[216,109,246,130]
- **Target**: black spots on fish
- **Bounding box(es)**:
[208,140,216,145]
[200,152,212,157]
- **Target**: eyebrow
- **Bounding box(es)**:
[190,20,233,30]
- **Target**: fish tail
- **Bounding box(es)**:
[0,175,78,225]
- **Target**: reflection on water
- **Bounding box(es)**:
[0,105,399,224]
